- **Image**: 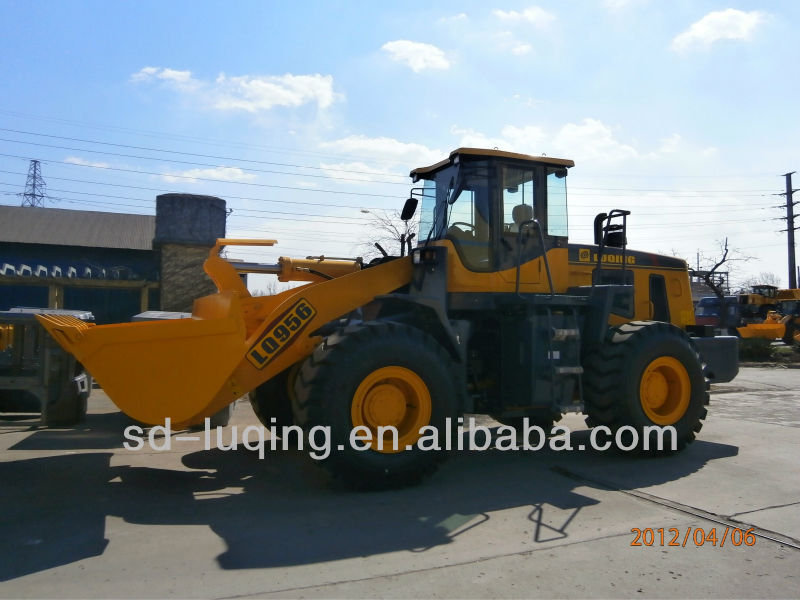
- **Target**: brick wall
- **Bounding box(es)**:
[159,244,217,312]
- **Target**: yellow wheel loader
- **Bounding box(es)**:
[36,148,738,489]
[736,291,800,345]
[737,285,780,324]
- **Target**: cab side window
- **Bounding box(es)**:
[502,168,535,233]
[497,167,541,271]
[446,170,492,271]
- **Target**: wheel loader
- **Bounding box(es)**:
[36,148,738,489]
[737,289,800,345]
[737,284,780,324]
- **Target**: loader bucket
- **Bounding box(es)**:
[35,240,414,428]
[36,291,247,426]
[736,323,785,340]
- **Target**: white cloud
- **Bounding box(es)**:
[450,120,725,171]
[213,73,338,111]
[381,40,450,72]
[511,94,544,107]
[659,133,682,153]
[130,67,199,91]
[554,119,639,162]
[494,31,533,56]
[492,6,555,27]
[161,166,256,184]
[451,126,509,151]
[130,66,159,82]
[501,125,549,150]
[670,9,766,54]
[602,0,641,11]
[511,42,533,55]
[318,162,401,185]
[452,119,638,163]
[451,125,548,155]
[64,156,110,169]
[319,135,442,167]
[130,67,340,112]
[438,13,468,23]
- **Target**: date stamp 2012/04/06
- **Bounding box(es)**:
[631,527,756,548]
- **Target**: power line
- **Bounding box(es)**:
[0,128,779,194]
[0,127,411,178]
[0,109,413,167]
[0,134,410,185]
[3,109,789,181]
[0,170,393,210]
[0,153,400,198]
[0,180,782,226]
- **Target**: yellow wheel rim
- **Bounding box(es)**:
[639,356,691,425]
[351,366,432,453]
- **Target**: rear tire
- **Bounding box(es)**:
[583,321,708,452]
[294,322,460,490]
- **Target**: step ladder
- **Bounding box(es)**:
[542,306,584,413]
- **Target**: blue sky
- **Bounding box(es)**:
[1,0,798,290]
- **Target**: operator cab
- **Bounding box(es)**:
[750,285,778,298]
[408,148,574,273]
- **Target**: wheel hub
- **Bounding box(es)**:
[351,366,432,453]
[639,356,691,425]
[642,371,669,407]
[364,384,406,427]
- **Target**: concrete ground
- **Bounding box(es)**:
[0,367,798,598]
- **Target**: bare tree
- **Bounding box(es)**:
[360,209,417,260]
[738,271,782,292]
[688,238,752,329]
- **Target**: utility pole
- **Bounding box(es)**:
[19,159,47,207]
[783,172,798,289]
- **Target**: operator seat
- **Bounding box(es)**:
[509,204,533,233]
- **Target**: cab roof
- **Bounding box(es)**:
[410,147,575,180]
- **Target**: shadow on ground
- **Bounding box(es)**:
[0,420,739,581]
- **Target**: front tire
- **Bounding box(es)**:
[294,322,460,490]
[782,320,800,347]
[583,321,708,452]
[249,363,298,429]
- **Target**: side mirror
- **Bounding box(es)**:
[401,197,418,221]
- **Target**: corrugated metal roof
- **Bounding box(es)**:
[0,205,155,250]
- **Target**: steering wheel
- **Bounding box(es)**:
[449,221,475,232]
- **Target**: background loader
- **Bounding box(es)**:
[36,148,738,489]
[737,289,800,346]
[737,284,780,324]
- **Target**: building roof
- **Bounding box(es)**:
[0,205,155,250]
